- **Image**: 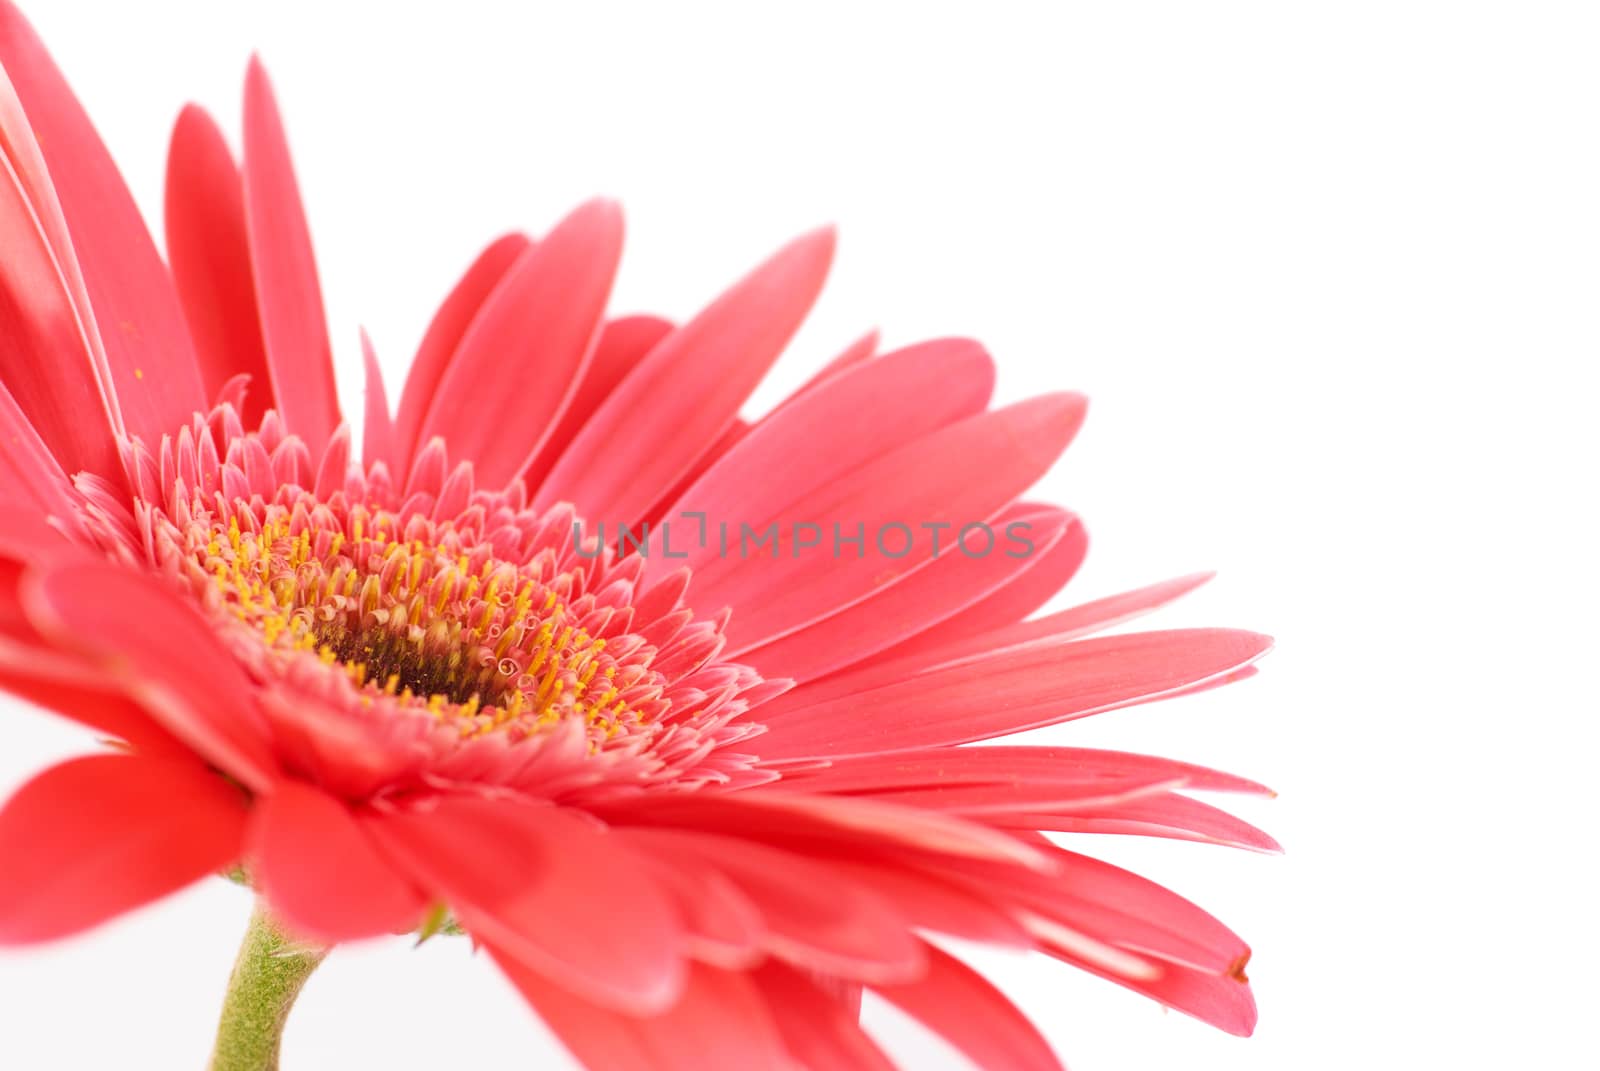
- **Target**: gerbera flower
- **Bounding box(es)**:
[0,3,1274,1069]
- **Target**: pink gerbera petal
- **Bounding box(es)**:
[739,503,1076,680]
[494,953,793,1071]
[393,231,531,469]
[876,942,1066,1071]
[884,511,1090,654]
[0,377,86,525]
[692,393,1088,652]
[414,199,624,487]
[1053,946,1259,1037]
[0,68,122,483]
[757,628,1272,759]
[786,744,1274,796]
[0,753,247,943]
[621,828,927,984]
[754,960,899,1071]
[242,57,340,457]
[645,336,996,583]
[249,781,429,943]
[20,562,279,791]
[367,797,687,1013]
[0,1,207,450]
[165,103,274,424]
[521,314,675,489]
[536,227,835,524]
[359,329,397,473]
[0,648,184,758]
[1008,790,1285,852]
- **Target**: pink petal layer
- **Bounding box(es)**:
[243,57,339,456]
[622,828,924,984]
[635,849,766,969]
[495,952,791,1071]
[812,974,864,1019]
[0,753,246,943]
[1009,791,1283,852]
[601,790,1051,871]
[870,515,1089,662]
[856,775,1182,816]
[767,571,1209,718]
[251,690,419,801]
[1053,947,1257,1037]
[165,103,273,422]
[739,504,1074,681]
[823,859,1033,946]
[758,629,1271,759]
[0,376,84,524]
[921,571,1219,669]
[416,199,624,487]
[876,942,1066,1071]
[394,232,530,468]
[0,68,121,481]
[366,797,685,1013]
[647,336,996,584]
[359,330,395,471]
[930,845,1251,977]
[641,330,876,532]
[0,642,185,758]
[755,961,897,1071]
[250,781,428,942]
[521,314,675,489]
[640,417,751,526]
[694,394,1088,653]
[788,745,1273,796]
[536,228,835,525]
[0,2,206,450]
[22,562,279,791]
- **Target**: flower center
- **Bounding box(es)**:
[192,503,647,738]
[85,408,772,792]
[86,416,694,756]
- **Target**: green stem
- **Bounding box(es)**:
[208,902,328,1071]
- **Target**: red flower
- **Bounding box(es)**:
[0,4,1272,1067]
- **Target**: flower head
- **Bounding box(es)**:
[0,3,1273,1066]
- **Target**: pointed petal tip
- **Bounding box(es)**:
[1045,388,1091,421]
[1000,391,1091,467]
[1187,629,1274,678]
[1232,987,1261,1037]
[1238,630,1276,657]
[581,194,624,215]
[738,224,835,296]
[173,100,209,130]
[243,55,275,105]
[778,224,838,271]
[1189,627,1275,662]
[564,195,626,234]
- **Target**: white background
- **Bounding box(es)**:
[2,1,1596,1068]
